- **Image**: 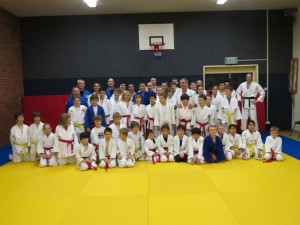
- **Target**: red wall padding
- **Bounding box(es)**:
[23,95,69,129]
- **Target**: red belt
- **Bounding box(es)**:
[147,117,154,129]
[179,119,191,130]
[149,148,160,164]
[209,152,216,161]
[193,150,199,155]
[105,155,110,172]
[93,143,99,152]
[271,148,276,159]
[43,147,53,164]
[106,114,110,118]
[196,121,208,136]
[135,116,145,135]
[122,115,131,128]
[58,138,74,153]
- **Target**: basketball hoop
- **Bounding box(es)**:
[150,42,165,60]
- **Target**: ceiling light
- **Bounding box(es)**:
[217,0,227,4]
[84,0,98,7]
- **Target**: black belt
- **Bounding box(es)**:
[243,97,255,108]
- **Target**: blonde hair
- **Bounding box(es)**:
[113,112,121,119]
[121,90,131,101]
[119,128,129,136]
[60,113,70,127]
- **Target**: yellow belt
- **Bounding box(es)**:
[224,112,233,125]
[247,143,256,157]
[74,123,84,128]
[134,148,140,160]
[16,143,28,157]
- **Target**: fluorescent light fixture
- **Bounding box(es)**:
[84,0,98,7]
[217,0,227,4]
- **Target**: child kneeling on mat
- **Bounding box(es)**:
[37,123,57,167]
[75,132,97,171]
[264,126,284,161]
[117,128,135,168]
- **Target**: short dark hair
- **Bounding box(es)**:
[149,94,156,100]
[94,115,102,122]
[79,132,89,140]
[191,128,201,135]
[224,86,233,91]
[146,129,154,137]
[198,94,207,100]
[161,123,170,131]
[104,127,112,134]
[228,124,237,130]
[14,112,24,120]
[32,111,41,118]
[247,120,256,126]
[177,124,186,131]
[180,93,189,101]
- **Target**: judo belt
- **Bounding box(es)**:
[82,157,97,170]
[105,155,110,172]
[243,97,255,108]
[106,114,110,118]
[31,141,38,155]
[135,117,145,135]
[246,143,256,157]
[263,148,276,163]
[147,117,154,129]
[93,143,99,152]
[74,123,83,128]
[196,121,208,136]
[209,152,217,161]
[149,148,160,164]
[134,148,140,160]
[122,115,131,128]
[16,143,28,157]
[223,112,234,125]
[58,138,74,153]
[193,150,199,156]
[163,147,169,160]
[179,119,191,130]
[43,147,53,164]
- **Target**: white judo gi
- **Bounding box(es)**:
[154,103,176,134]
[241,129,264,159]
[217,133,234,161]
[218,96,242,128]
[236,81,265,130]
[37,132,57,167]
[131,104,146,135]
[264,136,284,161]
[109,123,126,140]
[157,134,175,162]
[29,122,44,161]
[144,138,161,163]
[187,136,204,164]
[10,124,31,163]
[53,124,79,165]
[128,131,145,160]
[228,133,243,159]
[99,138,117,168]
[116,138,135,168]
[68,105,87,141]
[119,101,133,128]
[75,143,97,170]
[176,106,194,136]
[99,98,113,124]
[192,105,213,137]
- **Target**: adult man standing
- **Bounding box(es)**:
[175,78,197,109]
[236,73,265,131]
[77,79,90,101]
[105,78,115,99]
[65,87,88,112]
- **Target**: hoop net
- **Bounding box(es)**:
[150,42,165,60]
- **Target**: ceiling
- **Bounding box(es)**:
[0,0,299,17]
